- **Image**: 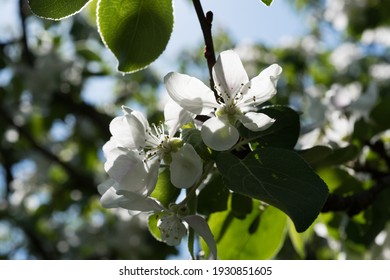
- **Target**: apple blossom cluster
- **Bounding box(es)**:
[98,50,282,258]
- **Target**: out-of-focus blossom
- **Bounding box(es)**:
[330,43,362,72]
[362,27,390,47]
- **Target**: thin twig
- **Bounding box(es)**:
[192,0,218,100]
[19,0,34,66]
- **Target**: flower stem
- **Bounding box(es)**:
[192,0,219,100]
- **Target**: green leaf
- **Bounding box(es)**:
[239,105,300,149]
[261,0,273,6]
[197,173,230,215]
[28,0,92,20]
[216,147,329,232]
[97,0,174,73]
[370,95,390,130]
[318,145,359,167]
[317,167,364,194]
[288,219,314,258]
[150,168,181,208]
[298,145,333,166]
[147,213,162,242]
[298,145,359,168]
[147,212,171,242]
[205,204,287,259]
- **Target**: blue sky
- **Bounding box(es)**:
[159,0,307,67]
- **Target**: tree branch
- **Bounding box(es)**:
[321,175,390,215]
[192,0,218,100]
[0,106,96,194]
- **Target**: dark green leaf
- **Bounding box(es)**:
[298,145,333,166]
[150,168,181,208]
[318,145,359,167]
[97,0,174,73]
[239,105,300,149]
[28,0,91,20]
[370,95,390,130]
[216,147,329,232]
[197,173,230,215]
[261,0,273,6]
[298,145,359,167]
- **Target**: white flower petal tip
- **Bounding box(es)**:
[239,112,276,132]
[264,64,283,80]
[183,215,217,259]
[108,109,147,150]
[98,181,127,209]
[164,72,218,115]
[213,50,249,98]
[170,144,203,189]
[201,117,239,151]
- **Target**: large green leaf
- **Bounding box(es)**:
[205,204,287,259]
[197,173,230,215]
[239,105,300,149]
[97,0,174,73]
[216,147,329,232]
[28,0,91,19]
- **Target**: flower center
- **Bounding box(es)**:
[214,82,246,106]
[144,123,182,163]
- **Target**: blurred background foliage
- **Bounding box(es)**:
[1,0,390,259]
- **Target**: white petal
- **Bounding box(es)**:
[122,106,150,130]
[213,50,249,100]
[170,144,203,188]
[164,72,218,115]
[102,138,126,173]
[118,156,160,196]
[258,63,283,82]
[239,112,275,132]
[104,145,160,195]
[97,178,115,195]
[201,117,239,151]
[109,108,147,150]
[239,64,282,108]
[158,215,187,246]
[116,190,165,213]
[98,181,128,208]
[164,99,195,138]
[182,215,217,259]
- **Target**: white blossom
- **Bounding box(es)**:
[164,50,282,151]
[97,186,217,258]
[103,102,202,190]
